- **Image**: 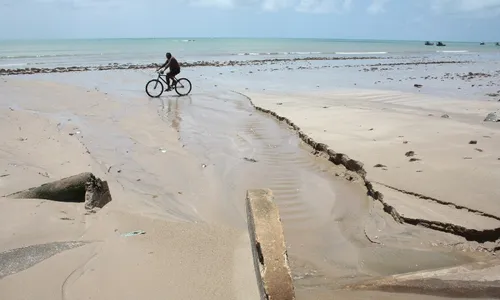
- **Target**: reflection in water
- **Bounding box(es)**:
[159,95,193,133]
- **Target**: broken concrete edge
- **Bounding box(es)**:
[349,278,500,299]
[344,258,500,291]
[236,91,500,249]
[5,172,112,211]
[246,189,296,300]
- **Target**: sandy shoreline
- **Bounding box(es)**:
[246,89,500,237]
[1,56,500,299]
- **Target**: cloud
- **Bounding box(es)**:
[367,0,389,14]
[430,0,500,16]
[185,0,352,13]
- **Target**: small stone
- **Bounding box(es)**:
[405,151,415,157]
[244,157,258,163]
[469,140,478,145]
[409,158,421,162]
[374,164,387,168]
[414,84,423,88]
[475,148,484,152]
[441,114,450,119]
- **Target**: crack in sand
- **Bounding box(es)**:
[61,251,99,300]
[373,181,500,222]
[238,91,500,250]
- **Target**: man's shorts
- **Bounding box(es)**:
[167,68,180,78]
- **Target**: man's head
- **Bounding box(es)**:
[166,52,172,59]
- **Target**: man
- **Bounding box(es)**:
[156,52,181,91]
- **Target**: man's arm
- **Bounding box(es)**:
[157,59,171,72]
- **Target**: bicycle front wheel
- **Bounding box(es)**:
[145,79,164,98]
[174,78,192,96]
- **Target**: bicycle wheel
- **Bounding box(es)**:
[174,78,192,96]
[145,79,164,98]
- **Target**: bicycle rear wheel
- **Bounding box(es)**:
[174,78,192,96]
[145,79,164,98]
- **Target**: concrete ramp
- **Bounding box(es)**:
[246,189,296,300]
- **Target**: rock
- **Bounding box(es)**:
[243,157,258,163]
[6,172,112,211]
[84,177,112,210]
[414,84,423,88]
[405,151,415,157]
[484,112,499,122]
[441,114,450,119]
[374,164,387,168]
[469,140,478,145]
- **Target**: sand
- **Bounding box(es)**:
[0,78,260,300]
[246,89,500,233]
[1,56,500,299]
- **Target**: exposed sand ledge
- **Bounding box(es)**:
[239,91,500,251]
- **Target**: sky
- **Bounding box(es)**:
[1,0,500,41]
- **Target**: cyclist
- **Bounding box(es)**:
[156,52,181,91]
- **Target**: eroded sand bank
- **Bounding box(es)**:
[1,60,500,299]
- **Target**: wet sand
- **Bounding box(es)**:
[1,56,500,299]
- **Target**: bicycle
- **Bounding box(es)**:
[145,71,192,98]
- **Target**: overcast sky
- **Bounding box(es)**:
[1,0,500,41]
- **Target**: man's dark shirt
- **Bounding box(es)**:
[169,57,180,71]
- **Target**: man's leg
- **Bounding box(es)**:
[166,72,172,90]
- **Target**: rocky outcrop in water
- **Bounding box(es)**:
[0,56,388,76]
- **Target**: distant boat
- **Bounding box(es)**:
[436,41,446,47]
[424,41,434,46]
[480,42,485,45]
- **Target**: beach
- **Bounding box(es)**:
[1,39,500,299]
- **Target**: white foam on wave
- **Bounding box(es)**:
[236,51,323,56]
[0,63,27,67]
[335,52,388,55]
[436,50,469,53]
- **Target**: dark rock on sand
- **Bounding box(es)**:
[469,140,478,145]
[414,84,423,88]
[484,112,499,122]
[405,151,415,157]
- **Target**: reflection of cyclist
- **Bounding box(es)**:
[156,52,181,91]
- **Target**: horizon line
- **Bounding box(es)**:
[0,37,497,43]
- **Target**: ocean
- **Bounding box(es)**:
[1,38,499,69]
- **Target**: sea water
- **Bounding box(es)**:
[1,38,499,69]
